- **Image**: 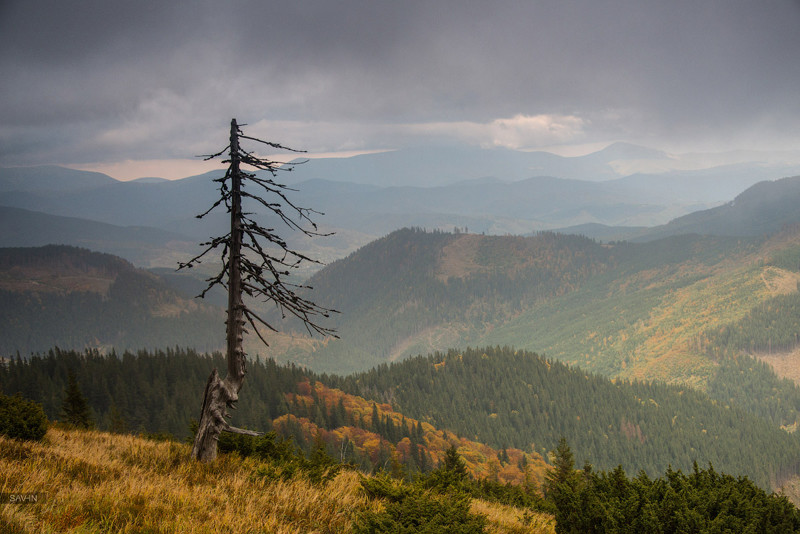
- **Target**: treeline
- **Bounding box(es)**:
[5,345,800,490]
[325,346,800,489]
[0,348,298,438]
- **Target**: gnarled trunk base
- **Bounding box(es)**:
[191,368,262,462]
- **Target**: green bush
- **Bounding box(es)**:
[0,393,48,441]
[222,431,344,485]
[354,483,486,534]
[356,458,487,534]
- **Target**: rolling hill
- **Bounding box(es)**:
[270,228,764,377]
[261,228,800,452]
[0,165,116,192]
[0,206,198,268]
[0,245,224,355]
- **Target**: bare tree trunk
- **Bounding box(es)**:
[191,119,260,461]
[185,118,335,461]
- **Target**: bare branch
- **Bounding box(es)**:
[190,119,337,462]
[237,134,308,153]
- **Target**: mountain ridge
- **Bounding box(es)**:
[0,245,224,355]
[5,149,800,271]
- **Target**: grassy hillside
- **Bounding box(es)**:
[0,428,555,533]
[482,228,800,387]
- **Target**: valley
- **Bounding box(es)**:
[4,157,800,529]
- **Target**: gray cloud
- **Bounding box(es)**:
[1,0,799,170]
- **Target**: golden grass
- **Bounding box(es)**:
[0,428,554,533]
[471,500,556,534]
[0,428,374,533]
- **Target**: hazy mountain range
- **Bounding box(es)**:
[3,143,800,271]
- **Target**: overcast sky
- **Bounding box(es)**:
[1,0,799,180]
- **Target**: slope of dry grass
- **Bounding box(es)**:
[0,428,554,533]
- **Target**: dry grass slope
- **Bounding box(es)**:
[0,428,554,533]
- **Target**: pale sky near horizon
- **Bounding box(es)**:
[1,1,799,181]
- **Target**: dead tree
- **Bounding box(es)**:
[181,118,336,461]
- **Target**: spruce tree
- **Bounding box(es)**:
[108,402,127,434]
[545,438,582,533]
[61,369,93,429]
[442,445,469,480]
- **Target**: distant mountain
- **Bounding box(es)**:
[286,142,671,187]
[0,165,117,193]
[608,163,796,205]
[290,175,692,236]
[0,245,223,355]
[0,171,223,237]
[635,175,800,241]
[3,150,800,273]
[129,176,170,184]
[286,142,800,197]
[0,206,197,267]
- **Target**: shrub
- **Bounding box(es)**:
[221,431,344,485]
[0,393,48,441]
[354,482,487,534]
[357,468,488,534]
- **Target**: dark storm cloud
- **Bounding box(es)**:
[1,0,799,168]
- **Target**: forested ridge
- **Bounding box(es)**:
[276,227,784,376]
[5,346,800,491]
[0,347,552,483]
[295,227,616,371]
[327,346,800,489]
[0,245,223,355]
[279,225,800,432]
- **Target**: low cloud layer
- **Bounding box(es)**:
[1,0,799,177]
